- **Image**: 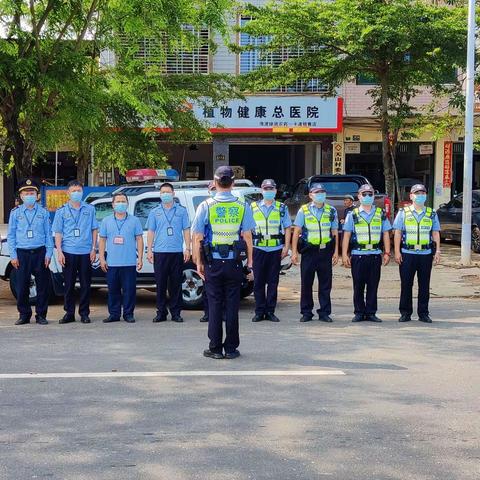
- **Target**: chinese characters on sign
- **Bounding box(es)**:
[443,141,453,188]
[193,96,341,132]
[332,142,345,175]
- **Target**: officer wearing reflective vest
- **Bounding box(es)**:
[342,184,392,323]
[251,179,292,323]
[192,166,255,359]
[393,184,441,323]
[291,183,339,322]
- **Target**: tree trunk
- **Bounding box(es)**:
[76,136,91,185]
[379,76,395,205]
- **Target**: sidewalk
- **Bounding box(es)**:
[279,241,480,302]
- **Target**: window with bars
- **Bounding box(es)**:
[239,17,328,93]
[122,27,210,74]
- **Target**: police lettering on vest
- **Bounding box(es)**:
[251,201,284,247]
[352,207,384,250]
[207,198,246,246]
[402,206,434,250]
[302,204,334,245]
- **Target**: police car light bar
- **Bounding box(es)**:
[125,169,180,183]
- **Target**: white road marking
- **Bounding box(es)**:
[0,370,345,379]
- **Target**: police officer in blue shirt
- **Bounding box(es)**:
[251,178,292,323]
[291,183,339,322]
[192,166,255,359]
[342,184,392,322]
[98,193,143,323]
[53,180,98,324]
[393,184,441,323]
[146,183,191,323]
[7,179,54,325]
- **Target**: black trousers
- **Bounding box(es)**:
[16,247,49,320]
[63,252,92,318]
[300,245,333,317]
[153,252,183,318]
[253,248,282,315]
[351,254,382,315]
[399,253,433,316]
[205,259,243,354]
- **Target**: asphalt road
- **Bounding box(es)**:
[0,287,479,480]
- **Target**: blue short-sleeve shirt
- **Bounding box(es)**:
[52,201,98,255]
[99,214,143,267]
[192,191,256,259]
[7,204,54,260]
[146,204,190,253]
[393,207,441,255]
[343,207,392,255]
[253,200,293,252]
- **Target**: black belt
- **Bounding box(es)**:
[17,246,46,254]
[403,244,431,251]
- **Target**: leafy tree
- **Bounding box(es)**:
[237,0,467,201]
[0,0,237,182]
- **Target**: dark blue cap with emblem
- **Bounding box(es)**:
[18,178,39,193]
[310,183,326,193]
[261,179,277,189]
[411,184,427,194]
[358,183,374,194]
[214,166,235,180]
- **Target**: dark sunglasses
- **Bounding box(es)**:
[361,192,374,197]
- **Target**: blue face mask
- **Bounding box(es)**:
[262,190,276,201]
[22,194,37,206]
[360,194,374,206]
[313,192,326,203]
[414,194,427,205]
[208,190,216,198]
[70,191,83,203]
[113,203,128,214]
[160,192,174,203]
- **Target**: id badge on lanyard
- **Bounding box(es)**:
[114,236,124,245]
[167,227,174,236]
[74,228,81,237]
[27,230,34,239]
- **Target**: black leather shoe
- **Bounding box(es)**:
[171,316,184,323]
[199,315,208,323]
[103,317,120,323]
[366,315,383,323]
[252,314,264,322]
[224,350,241,360]
[203,349,224,359]
[59,315,75,324]
[124,316,136,323]
[15,318,30,325]
[319,315,333,323]
[398,314,412,322]
[265,313,280,322]
[36,316,48,325]
[80,316,91,324]
[153,316,167,323]
[352,314,364,322]
[418,315,432,323]
[300,315,313,322]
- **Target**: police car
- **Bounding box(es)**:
[0,183,292,309]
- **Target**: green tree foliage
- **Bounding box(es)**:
[0,0,237,182]
[237,0,467,201]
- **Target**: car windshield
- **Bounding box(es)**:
[193,195,209,211]
[95,202,113,222]
[323,181,361,195]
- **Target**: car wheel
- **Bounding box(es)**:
[9,269,53,305]
[182,266,204,309]
[472,226,480,253]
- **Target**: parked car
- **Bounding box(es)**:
[284,174,391,221]
[0,183,292,309]
[437,190,480,253]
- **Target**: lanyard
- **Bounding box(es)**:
[114,213,128,235]
[24,205,38,230]
[161,204,176,227]
[67,203,82,228]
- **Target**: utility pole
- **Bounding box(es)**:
[460,0,476,266]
